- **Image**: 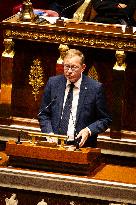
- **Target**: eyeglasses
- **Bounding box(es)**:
[64,64,81,72]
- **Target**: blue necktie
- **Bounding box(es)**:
[59,83,74,135]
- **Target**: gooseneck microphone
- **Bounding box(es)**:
[37,96,57,116]
[16,96,57,144]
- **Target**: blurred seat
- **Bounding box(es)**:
[43,10,59,17]
[13,3,23,14]
[13,4,59,17]
[34,9,59,17]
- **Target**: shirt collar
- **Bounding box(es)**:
[66,74,82,89]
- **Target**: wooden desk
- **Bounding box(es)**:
[1,16,136,51]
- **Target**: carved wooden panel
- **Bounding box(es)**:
[11,40,59,118]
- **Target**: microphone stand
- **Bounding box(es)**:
[16,118,37,144]
[16,131,23,144]
[38,96,57,116]
[16,97,57,144]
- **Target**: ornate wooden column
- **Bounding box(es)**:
[0,39,15,119]
[110,51,126,139]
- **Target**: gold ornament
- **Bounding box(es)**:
[2,39,14,58]
[57,44,69,64]
[88,65,99,80]
[113,50,126,71]
[29,59,44,101]
[19,0,37,22]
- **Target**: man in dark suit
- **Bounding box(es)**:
[91,0,136,26]
[38,49,112,147]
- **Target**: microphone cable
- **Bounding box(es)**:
[60,0,84,17]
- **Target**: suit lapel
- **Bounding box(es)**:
[76,75,88,124]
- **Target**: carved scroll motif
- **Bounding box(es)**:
[4,29,136,52]
[88,65,99,80]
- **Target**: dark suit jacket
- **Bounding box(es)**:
[38,74,112,147]
[91,0,136,26]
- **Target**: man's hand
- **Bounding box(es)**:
[117,4,127,8]
[76,128,91,147]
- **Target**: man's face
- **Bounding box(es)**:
[63,56,86,83]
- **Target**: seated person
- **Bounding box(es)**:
[91,0,136,26]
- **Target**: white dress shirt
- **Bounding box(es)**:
[62,75,82,141]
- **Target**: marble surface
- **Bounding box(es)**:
[0,167,135,204]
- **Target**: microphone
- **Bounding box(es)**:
[37,96,57,116]
[56,0,84,26]
[16,96,57,144]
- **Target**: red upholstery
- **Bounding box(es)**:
[13,4,23,14]
[13,4,59,17]
[43,10,59,17]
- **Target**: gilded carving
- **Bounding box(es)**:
[113,50,126,71]
[89,39,95,45]
[19,0,37,22]
[109,203,128,205]
[88,65,99,80]
[29,59,44,101]
[117,42,124,49]
[3,29,136,51]
[1,84,12,88]
[5,29,12,37]
[57,44,69,64]
[73,0,92,21]
[33,33,39,39]
[2,39,15,58]
[70,201,76,205]
[37,199,48,205]
[5,193,18,205]
[61,36,67,42]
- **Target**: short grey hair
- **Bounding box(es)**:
[64,49,85,65]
